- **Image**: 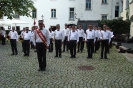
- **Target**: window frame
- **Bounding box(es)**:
[85,0,92,10]
[32,9,37,19]
[69,7,75,21]
[101,14,108,20]
[51,9,56,18]
[101,0,108,4]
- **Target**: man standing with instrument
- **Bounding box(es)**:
[33,20,50,71]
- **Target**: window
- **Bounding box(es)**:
[69,8,74,20]
[86,0,91,10]
[101,15,107,20]
[102,0,107,4]
[115,6,119,17]
[32,9,37,19]
[126,0,129,9]
[51,9,56,18]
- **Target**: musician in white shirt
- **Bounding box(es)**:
[20,28,26,52]
[77,25,84,53]
[8,27,18,55]
[23,27,32,56]
[63,24,69,52]
[33,20,50,71]
[49,28,54,52]
[68,25,79,58]
[85,25,95,58]
[30,26,35,50]
[93,25,100,53]
[100,26,111,59]
[54,24,64,58]
[109,28,114,48]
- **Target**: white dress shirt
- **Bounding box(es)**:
[30,31,35,42]
[20,31,25,37]
[49,31,54,39]
[110,32,114,38]
[23,31,32,41]
[63,28,70,37]
[34,27,50,46]
[68,30,79,42]
[77,29,84,37]
[100,30,111,42]
[85,29,95,42]
[54,29,64,42]
[94,29,100,38]
[1,30,6,37]
[8,31,18,41]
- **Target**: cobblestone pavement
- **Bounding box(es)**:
[0,42,133,88]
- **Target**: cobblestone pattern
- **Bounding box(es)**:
[0,42,133,88]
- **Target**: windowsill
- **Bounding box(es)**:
[85,9,92,11]
[32,18,37,19]
[69,19,75,21]
[101,3,108,5]
[50,18,57,19]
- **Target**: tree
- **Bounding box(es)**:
[0,0,35,19]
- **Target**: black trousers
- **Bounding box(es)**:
[87,39,94,58]
[101,40,109,58]
[55,40,62,57]
[2,35,5,45]
[49,38,53,52]
[94,37,98,52]
[23,40,30,55]
[36,43,46,70]
[69,40,77,57]
[31,41,34,49]
[63,36,68,52]
[97,40,100,50]
[10,39,17,54]
[22,41,24,51]
[78,37,84,52]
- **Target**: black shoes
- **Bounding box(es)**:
[100,57,108,59]
[11,53,15,55]
[55,56,58,57]
[24,54,29,56]
[38,68,45,71]
[70,55,76,58]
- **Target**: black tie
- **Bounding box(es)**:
[90,30,92,31]
[73,31,75,32]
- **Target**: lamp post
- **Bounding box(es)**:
[74,13,80,22]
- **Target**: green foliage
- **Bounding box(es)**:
[0,0,35,19]
[98,18,131,35]
[6,30,10,35]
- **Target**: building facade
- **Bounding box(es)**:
[0,0,122,30]
[121,0,133,37]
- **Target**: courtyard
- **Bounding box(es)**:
[0,42,133,88]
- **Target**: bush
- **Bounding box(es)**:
[98,18,131,35]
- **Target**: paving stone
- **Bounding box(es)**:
[0,43,133,88]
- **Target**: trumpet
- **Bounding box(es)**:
[19,36,24,42]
